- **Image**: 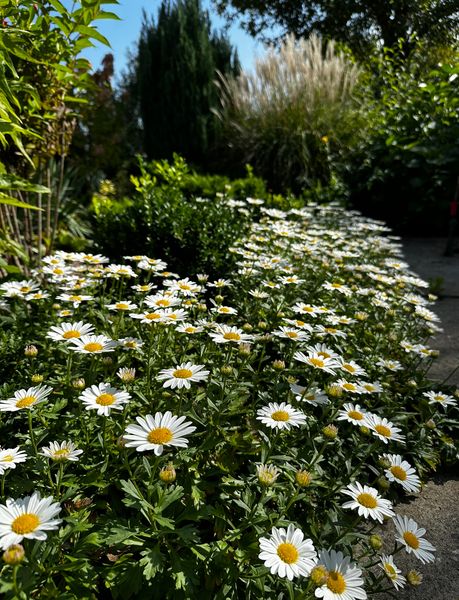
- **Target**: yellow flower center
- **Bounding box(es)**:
[286,331,298,338]
[390,465,407,480]
[96,393,116,406]
[179,284,191,290]
[403,531,420,549]
[331,283,342,289]
[223,332,241,341]
[16,396,36,408]
[84,342,103,352]
[156,299,170,307]
[69,295,82,302]
[434,395,444,402]
[63,330,81,339]
[302,306,314,312]
[53,268,64,275]
[220,307,231,313]
[185,327,196,333]
[53,448,70,459]
[343,364,356,373]
[271,410,290,422]
[2,455,13,462]
[309,358,325,368]
[145,313,161,320]
[167,314,178,320]
[295,320,305,327]
[357,492,377,508]
[147,427,173,445]
[384,563,397,577]
[11,513,40,535]
[327,571,346,593]
[318,351,331,358]
[172,369,193,379]
[348,410,363,420]
[276,543,299,564]
[325,328,338,334]
[343,383,356,391]
[125,341,137,348]
[20,286,31,293]
[375,424,391,438]
[116,303,129,310]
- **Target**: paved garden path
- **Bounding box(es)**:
[380,238,459,600]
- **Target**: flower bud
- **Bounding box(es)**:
[407,379,417,388]
[238,343,251,357]
[325,384,342,398]
[256,464,279,487]
[220,365,233,376]
[295,469,312,487]
[196,274,208,283]
[322,424,338,440]
[360,426,371,436]
[117,367,136,383]
[215,295,224,304]
[257,321,267,330]
[24,345,38,357]
[31,374,44,383]
[197,303,207,312]
[378,457,391,469]
[406,570,423,586]
[272,360,285,371]
[310,565,329,586]
[116,435,126,449]
[425,419,436,430]
[72,378,86,390]
[3,544,25,565]
[369,534,383,550]
[355,311,368,321]
[102,356,113,365]
[159,463,176,483]
[376,476,390,491]
[242,323,253,332]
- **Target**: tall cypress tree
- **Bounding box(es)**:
[135,0,239,166]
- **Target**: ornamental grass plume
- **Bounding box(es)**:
[216,34,363,192]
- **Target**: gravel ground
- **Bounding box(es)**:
[378,238,459,600]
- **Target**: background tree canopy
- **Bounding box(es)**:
[213,0,459,58]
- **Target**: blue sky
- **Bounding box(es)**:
[81,0,263,79]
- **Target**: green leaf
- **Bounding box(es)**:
[0,193,43,210]
[140,546,164,580]
[75,24,111,47]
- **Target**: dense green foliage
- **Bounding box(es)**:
[342,50,459,234]
[132,0,240,167]
[91,156,264,276]
[213,0,459,58]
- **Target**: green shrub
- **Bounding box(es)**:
[343,48,459,234]
[91,156,255,277]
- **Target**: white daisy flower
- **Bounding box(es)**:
[364,414,405,444]
[293,352,339,375]
[342,482,394,522]
[0,385,53,412]
[156,362,210,389]
[376,359,402,372]
[124,412,196,455]
[117,367,136,383]
[129,310,164,324]
[290,384,330,406]
[323,281,352,296]
[208,278,232,288]
[392,515,436,564]
[305,343,340,360]
[249,289,269,299]
[105,300,138,312]
[0,492,62,549]
[336,379,364,394]
[47,321,95,342]
[338,359,366,377]
[337,404,368,426]
[118,337,144,351]
[0,447,27,475]
[69,335,117,354]
[272,327,310,341]
[256,402,307,430]
[209,324,255,344]
[79,383,131,416]
[382,454,421,493]
[56,293,93,307]
[282,318,313,332]
[211,305,238,316]
[175,323,204,335]
[292,303,321,317]
[160,308,188,323]
[258,524,317,580]
[165,277,201,296]
[314,549,366,600]
[104,264,137,278]
[40,441,83,462]
[131,283,156,293]
[422,390,457,408]
[144,294,181,310]
[359,381,383,394]
[379,554,406,590]
[315,325,347,339]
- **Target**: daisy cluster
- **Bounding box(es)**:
[0,201,456,598]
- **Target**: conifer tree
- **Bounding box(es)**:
[135,0,239,166]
